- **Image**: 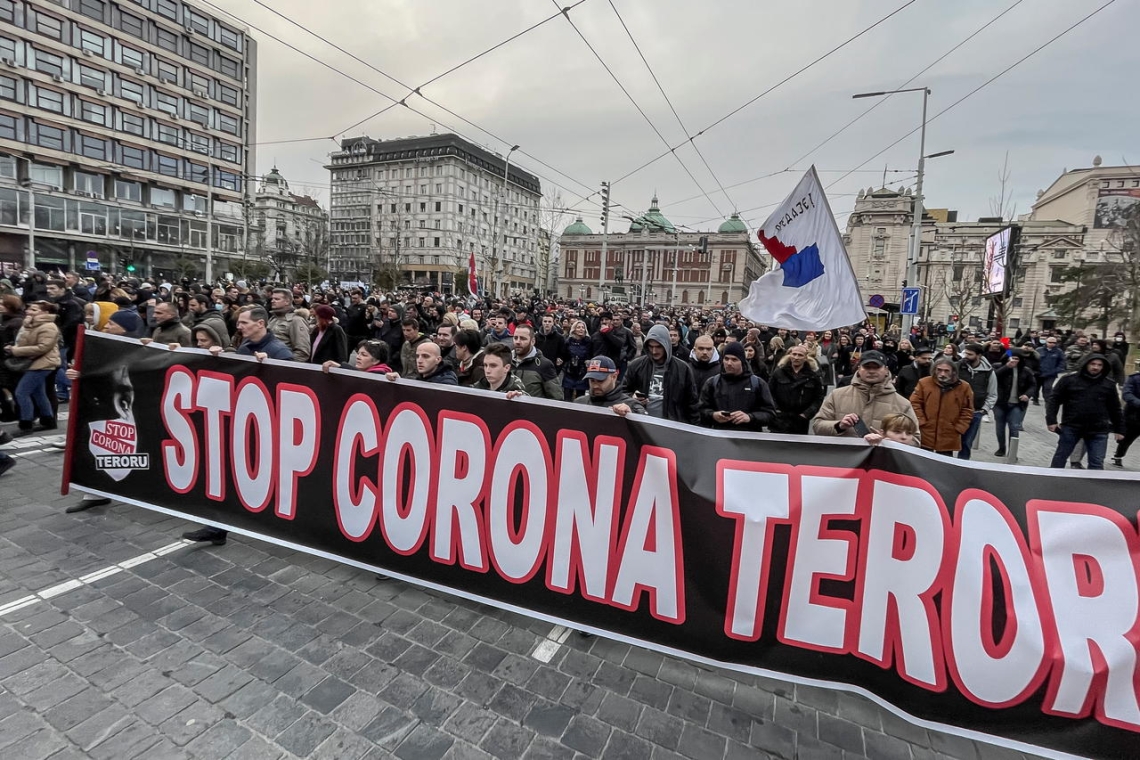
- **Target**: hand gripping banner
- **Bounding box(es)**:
[64,332,1140,760]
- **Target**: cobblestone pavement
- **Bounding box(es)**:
[2,402,1128,760]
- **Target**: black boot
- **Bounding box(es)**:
[13,420,36,438]
[38,416,57,431]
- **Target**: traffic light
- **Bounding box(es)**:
[126,261,136,273]
[600,181,610,229]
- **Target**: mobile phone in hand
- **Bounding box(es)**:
[852,417,870,437]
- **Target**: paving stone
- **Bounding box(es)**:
[273,660,328,698]
[488,682,539,722]
[750,719,796,758]
[4,728,70,759]
[88,719,162,759]
[443,703,499,744]
[246,695,307,737]
[21,672,88,711]
[412,685,464,725]
[0,710,49,750]
[480,718,536,758]
[677,723,728,760]
[396,723,456,760]
[463,642,508,674]
[311,727,376,760]
[601,731,654,760]
[332,691,386,732]
[666,688,712,725]
[424,656,472,690]
[561,714,611,756]
[818,712,866,754]
[594,660,638,696]
[302,675,357,714]
[111,669,171,707]
[219,678,280,719]
[193,663,254,703]
[380,671,431,707]
[863,729,914,760]
[455,672,503,704]
[275,711,338,756]
[43,688,115,732]
[694,669,737,705]
[135,684,199,725]
[361,706,420,748]
[635,706,683,747]
[523,701,576,738]
[184,718,252,757]
[773,695,817,737]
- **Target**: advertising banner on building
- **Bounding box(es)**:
[65,332,1140,760]
[1094,187,1140,228]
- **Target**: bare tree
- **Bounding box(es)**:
[988,151,1017,222]
[538,191,570,295]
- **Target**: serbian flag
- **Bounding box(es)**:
[467,251,479,296]
[739,166,866,330]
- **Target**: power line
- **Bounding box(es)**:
[549,0,724,218]
[197,0,609,213]
[825,0,1119,192]
[607,0,919,188]
[605,0,738,213]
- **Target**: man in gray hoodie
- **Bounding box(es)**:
[957,343,998,460]
[622,324,699,424]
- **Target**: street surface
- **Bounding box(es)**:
[0,402,1114,759]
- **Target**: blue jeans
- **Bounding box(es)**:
[15,369,53,421]
[1050,427,1109,470]
[992,404,1025,451]
[55,346,71,399]
[957,411,985,460]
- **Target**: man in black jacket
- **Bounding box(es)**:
[591,310,637,375]
[574,356,645,417]
[895,346,933,399]
[697,341,776,432]
[767,344,825,435]
[623,324,698,424]
[687,335,721,389]
[1046,353,1124,470]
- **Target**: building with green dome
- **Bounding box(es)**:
[558,196,764,306]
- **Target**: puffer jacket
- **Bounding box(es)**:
[811,374,921,444]
[10,312,61,371]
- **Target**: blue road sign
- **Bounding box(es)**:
[901,287,920,315]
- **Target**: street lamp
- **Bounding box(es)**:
[489,145,519,299]
[852,87,953,334]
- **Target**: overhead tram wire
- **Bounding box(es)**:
[605,0,738,213]
[780,0,1026,175]
[606,0,920,189]
[549,0,725,219]
[825,0,1119,191]
[197,0,606,212]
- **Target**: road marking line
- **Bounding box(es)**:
[0,539,191,618]
[531,624,574,663]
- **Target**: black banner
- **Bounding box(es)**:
[66,332,1140,760]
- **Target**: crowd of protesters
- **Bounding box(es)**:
[1,269,1137,490]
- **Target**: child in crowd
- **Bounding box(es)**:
[864,412,919,447]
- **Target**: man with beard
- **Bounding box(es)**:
[698,341,776,432]
[895,346,933,399]
[267,288,311,362]
[623,324,698,424]
[909,356,974,456]
[956,343,997,460]
[149,301,192,347]
[1047,353,1124,470]
[534,313,565,368]
[768,343,825,435]
[574,356,644,416]
[688,334,721,389]
[511,324,561,400]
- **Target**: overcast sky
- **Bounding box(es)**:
[210,0,1138,233]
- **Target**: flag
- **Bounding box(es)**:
[738,166,866,330]
[467,251,479,296]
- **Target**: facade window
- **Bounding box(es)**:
[186,131,209,154]
[119,44,144,70]
[217,84,238,106]
[34,195,66,231]
[434,201,441,212]
[36,14,64,40]
[156,0,179,21]
[35,87,65,113]
[120,111,145,136]
[157,28,179,53]
[187,10,210,34]
[74,171,104,197]
[29,162,63,188]
[0,113,16,140]
[79,100,108,126]
[33,50,65,78]
[156,153,179,177]
[217,112,238,135]
[187,102,209,125]
[78,0,106,21]
[114,179,141,202]
[1050,266,1064,284]
[219,26,241,51]
[32,122,66,151]
[219,56,240,80]
[157,59,179,84]
[433,237,440,248]
[151,187,175,208]
[187,70,209,94]
[184,193,206,213]
[188,42,209,66]
[80,29,107,56]
[186,161,208,184]
[0,36,15,62]
[215,170,239,191]
[0,0,12,23]
[78,64,106,89]
[419,202,426,213]
[217,141,239,163]
[79,133,108,159]
[119,11,145,39]
[156,122,179,145]
[155,90,179,114]
[0,75,16,101]
[0,155,15,178]
[120,79,144,102]
[120,143,147,169]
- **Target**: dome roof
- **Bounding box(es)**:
[718,213,747,234]
[628,195,675,233]
[264,166,287,186]
[563,216,593,235]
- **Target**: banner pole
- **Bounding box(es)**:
[59,324,86,495]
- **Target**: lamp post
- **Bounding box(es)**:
[490,145,519,299]
[853,87,953,335]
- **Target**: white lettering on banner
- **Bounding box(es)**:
[717,464,791,641]
[432,414,491,571]
[549,434,625,603]
[233,380,274,513]
[195,371,234,501]
[855,478,948,690]
[276,386,319,519]
[1028,503,1140,730]
[379,405,433,555]
[488,424,551,582]
[333,395,380,540]
[161,367,197,493]
[780,473,860,652]
[947,492,1047,707]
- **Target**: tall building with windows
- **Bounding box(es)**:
[557,200,765,306]
[0,0,256,280]
[250,167,327,280]
[326,133,542,295]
